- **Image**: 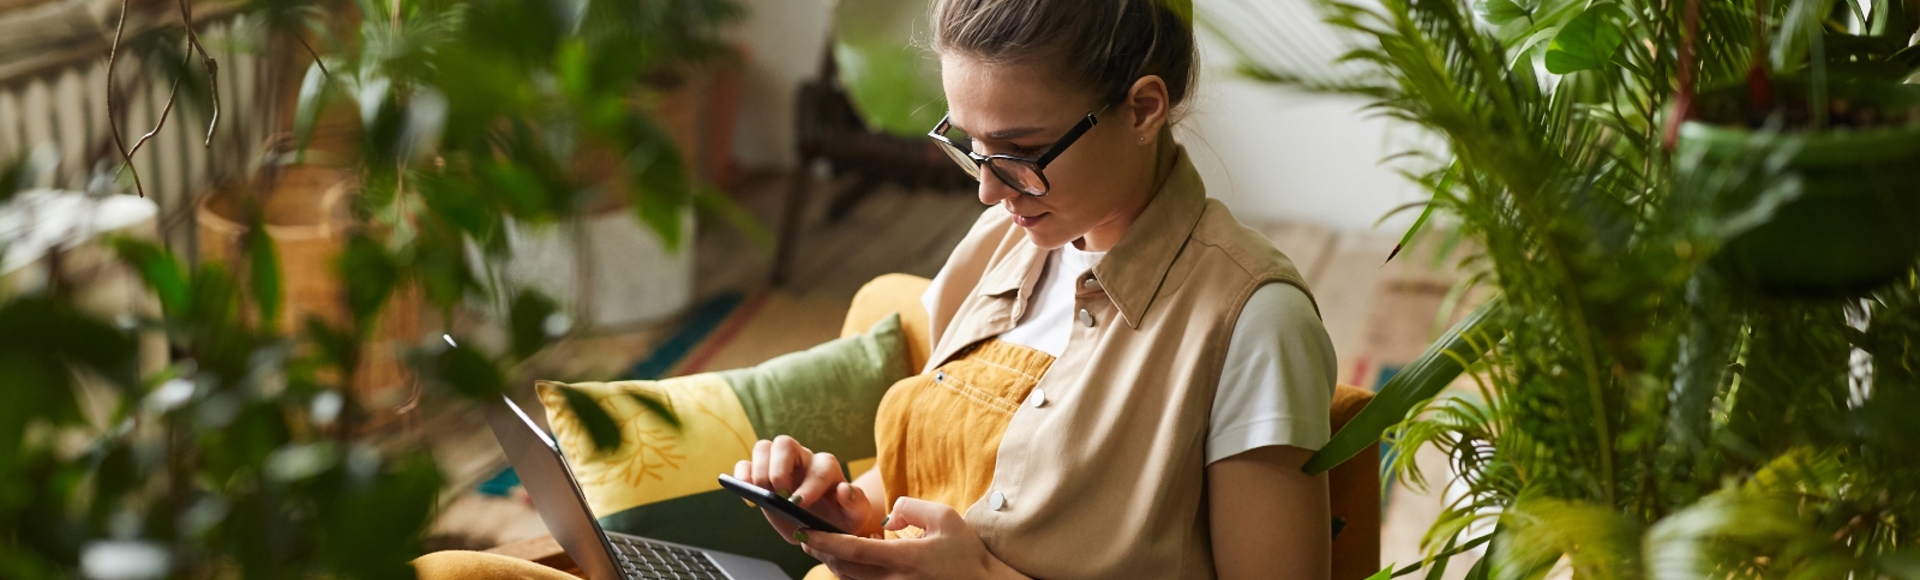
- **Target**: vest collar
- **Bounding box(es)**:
[975,145,1208,329]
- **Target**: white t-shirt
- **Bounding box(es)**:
[922,242,1337,465]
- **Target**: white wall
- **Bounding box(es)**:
[724,0,1427,232]
[725,0,833,169]
[1180,50,1428,231]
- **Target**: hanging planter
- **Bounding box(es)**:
[1677,77,1920,297]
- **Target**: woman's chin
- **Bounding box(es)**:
[1020,227,1074,250]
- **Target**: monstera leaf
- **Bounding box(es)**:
[833,0,947,137]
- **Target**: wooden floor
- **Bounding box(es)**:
[419,169,1483,574]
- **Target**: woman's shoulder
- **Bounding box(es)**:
[1187,199,1311,289]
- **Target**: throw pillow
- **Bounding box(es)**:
[536,312,909,578]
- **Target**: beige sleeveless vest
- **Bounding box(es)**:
[917,145,1315,579]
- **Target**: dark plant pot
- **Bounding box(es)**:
[1677,79,1920,298]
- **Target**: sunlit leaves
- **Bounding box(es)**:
[1476,0,1531,26]
[1305,297,1507,474]
[1544,4,1626,74]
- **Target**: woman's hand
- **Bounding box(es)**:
[797,497,1029,580]
[733,435,880,541]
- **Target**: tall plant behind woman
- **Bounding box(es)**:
[1206,0,1920,576]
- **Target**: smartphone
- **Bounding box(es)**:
[717,473,848,535]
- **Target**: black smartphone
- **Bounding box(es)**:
[718,473,849,535]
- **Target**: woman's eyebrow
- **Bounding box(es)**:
[949,122,1045,140]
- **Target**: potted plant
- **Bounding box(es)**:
[291,0,749,332]
[1208,0,1920,577]
[1673,0,1920,297]
[0,0,718,575]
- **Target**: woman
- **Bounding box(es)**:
[732,0,1337,577]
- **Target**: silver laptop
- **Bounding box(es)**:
[486,396,790,580]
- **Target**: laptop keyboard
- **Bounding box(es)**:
[609,536,727,580]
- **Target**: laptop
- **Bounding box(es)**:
[486,395,791,580]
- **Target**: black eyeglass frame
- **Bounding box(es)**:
[927,107,1106,197]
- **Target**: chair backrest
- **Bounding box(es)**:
[842,274,1381,580]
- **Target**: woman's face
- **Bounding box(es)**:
[939,55,1163,251]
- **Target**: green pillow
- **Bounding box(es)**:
[539,313,909,579]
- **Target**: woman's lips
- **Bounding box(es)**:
[1011,212,1048,228]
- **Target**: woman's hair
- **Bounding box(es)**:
[931,0,1198,114]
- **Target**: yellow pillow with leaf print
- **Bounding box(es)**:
[536,313,908,579]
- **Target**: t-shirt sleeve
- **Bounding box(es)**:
[1206,282,1338,464]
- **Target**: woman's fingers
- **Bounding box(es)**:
[766,435,810,496]
[836,481,876,536]
[749,439,773,491]
[789,451,844,509]
[885,496,961,534]
[803,544,888,580]
[732,460,755,507]
[801,529,900,568]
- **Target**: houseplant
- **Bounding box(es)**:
[1205,0,1920,576]
[291,0,750,331]
[0,0,729,576]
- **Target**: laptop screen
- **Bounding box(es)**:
[484,396,624,580]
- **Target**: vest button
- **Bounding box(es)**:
[1077,308,1095,327]
[988,491,1006,511]
[1081,277,1098,290]
[934,371,946,383]
[1028,388,1047,408]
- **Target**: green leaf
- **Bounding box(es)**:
[417,171,495,240]
[0,297,138,392]
[246,209,284,335]
[305,315,359,374]
[507,290,561,361]
[1877,549,1920,580]
[435,345,505,399]
[693,186,772,251]
[113,238,190,318]
[831,0,947,136]
[556,385,623,453]
[326,453,443,580]
[1303,296,1506,474]
[1476,0,1529,25]
[294,59,335,155]
[627,116,691,250]
[1543,4,1625,74]
[1386,202,1437,264]
[337,234,398,330]
[1364,565,1396,580]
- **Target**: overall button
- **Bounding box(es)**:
[1082,277,1098,290]
[988,491,1007,511]
[1077,309,1095,327]
[934,371,946,383]
[1028,388,1047,408]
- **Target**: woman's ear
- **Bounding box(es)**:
[1123,75,1170,143]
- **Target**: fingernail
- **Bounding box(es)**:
[744,498,756,508]
[880,515,890,528]
[777,488,790,497]
[788,493,804,505]
[793,530,809,544]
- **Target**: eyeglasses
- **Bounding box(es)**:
[927,107,1106,196]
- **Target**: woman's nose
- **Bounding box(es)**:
[977,171,1017,206]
